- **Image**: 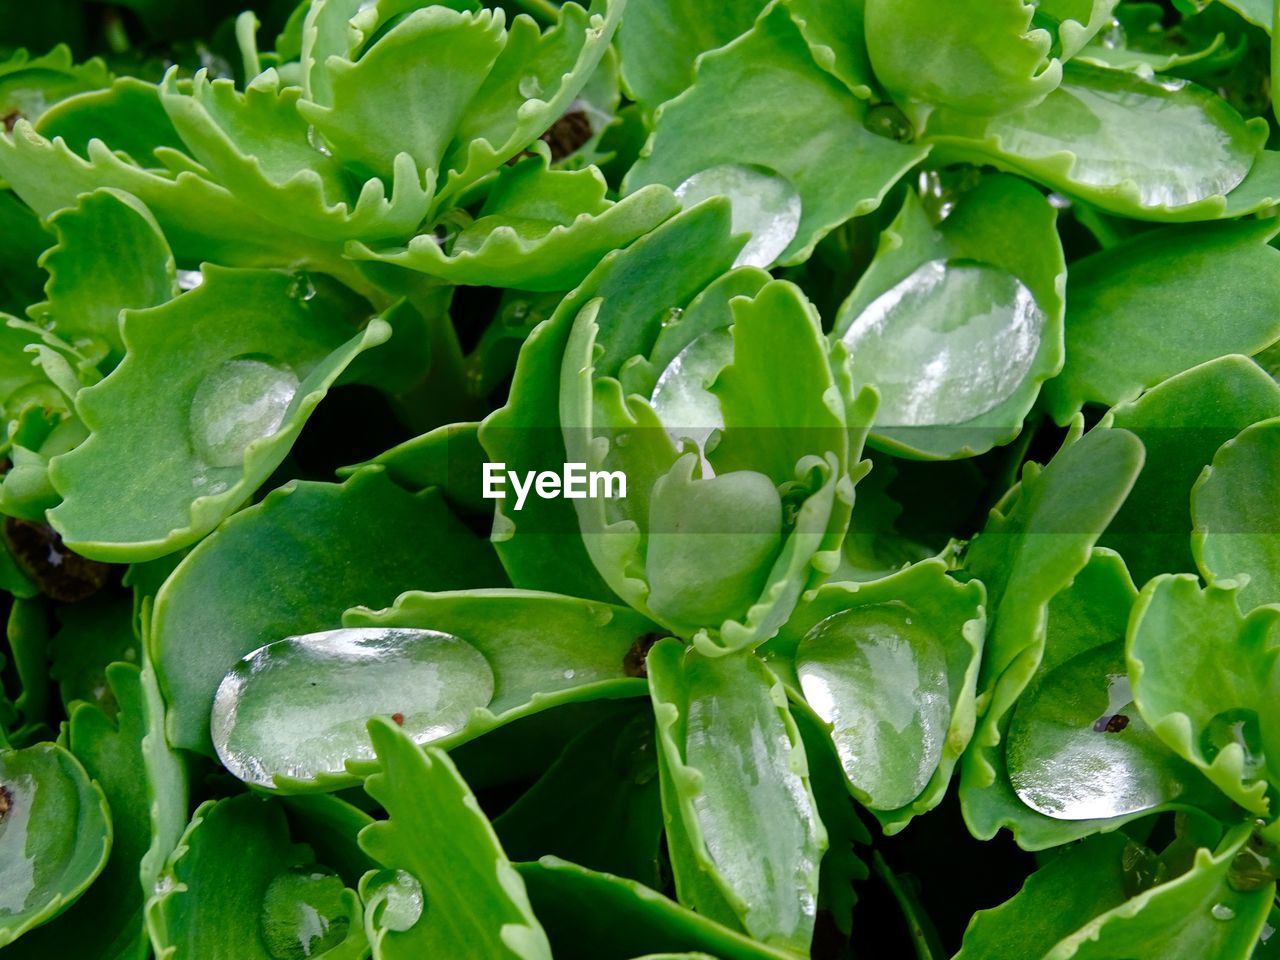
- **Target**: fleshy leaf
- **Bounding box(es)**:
[960,425,1145,842]
[28,188,177,365]
[1127,575,1279,815]
[623,2,927,265]
[152,467,503,755]
[647,640,825,952]
[1101,356,1280,587]
[350,156,679,290]
[358,720,552,959]
[1045,219,1280,420]
[0,741,111,948]
[47,267,390,561]
[833,174,1065,459]
[770,559,985,830]
[1192,417,1280,610]
[924,63,1269,220]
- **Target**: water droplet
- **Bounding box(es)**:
[1227,842,1277,892]
[261,866,350,959]
[659,307,683,329]
[505,300,531,325]
[863,103,914,142]
[189,357,300,469]
[650,328,733,466]
[211,627,495,788]
[1100,18,1126,49]
[306,126,332,158]
[1047,192,1072,209]
[177,269,205,291]
[674,163,802,268]
[287,274,317,302]
[1262,921,1276,943]
[1200,708,1265,777]
[841,259,1045,428]
[364,869,424,933]
[1121,841,1167,898]
[155,875,176,897]
[797,605,950,809]
[562,669,576,680]
[1211,903,1236,921]
[518,75,544,99]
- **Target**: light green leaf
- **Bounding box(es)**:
[624,2,927,265]
[47,267,390,561]
[1128,575,1280,815]
[152,467,503,755]
[358,720,552,960]
[925,63,1268,220]
[1045,219,1280,420]
[34,76,187,163]
[647,641,825,952]
[1192,416,1280,610]
[833,175,1065,459]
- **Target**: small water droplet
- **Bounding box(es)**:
[1262,921,1276,943]
[505,300,531,325]
[1227,841,1277,892]
[1047,193,1072,209]
[1121,841,1167,898]
[177,269,205,291]
[862,103,914,142]
[261,866,350,960]
[518,75,543,99]
[287,274,317,302]
[155,875,176,897]
[674,163,802,268]
[306,126,333,157]
[365,869,424,933]
[561,669,576,680]
[650,328,732,464]
[1100,19,1126,49]
[189,357,300,469]
[1211,903,1236,921]
[1200,708,1265,778]
[659,307,683,329]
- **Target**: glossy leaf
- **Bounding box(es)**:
[47,267,390,561]
[925,63,1268,220]
[647,640,825,952]
[0,741,111,948]
[833,175,1065,459]
[357,720,552,959]
[153,467,503,755]
[1192,417,1280,610]
[624,2,927,265]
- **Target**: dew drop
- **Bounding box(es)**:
[650,328,732,464]
[211,627,495,788]
[1100,19,1126,50]
[518,75,544,99]
[1200,708,1265,777]
[176,269,205,291]
[261,866,350,960]
[1211,903,1236,921]
[562,669,576,680]
[1227,841,1277,892]
[306,126,333,157]
[287,274,318,302]
[364,869,424,933]
[189,357,300,469]
[674,163,801,268]
[863,103,914,142]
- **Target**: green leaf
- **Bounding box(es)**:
[0,190,50,318]
[28,188,177,366]
[955,826,1273,960]
[960,425,1145,842]
[343,589,654,775]
[1128,575,1279,815]
[865,0,1062,114]
[647,640,825,952]
[517,858,799,960]
[153,467,503,755]
[623,2,927,265]
[0,46,111,127]
[146,795,365,960]
[48,594,139,717]
[770,559,985,829]
[47,267,391,561]
[0,741,111,948]
[1192,416,1280,610]
[924,63,1268,220]
[350,156,679,290]
[159,70,432,243]
[494,708,665,888]
[34,77,188,164]
[6,661,187,960]
[358,720,552,959]
[1045,219,1280,420]
[833,174,1065,459]
[1101,355,1280,587]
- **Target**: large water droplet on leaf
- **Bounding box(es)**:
[650,328,732,466]
[211,627,495,788]
[796,604,950,810]
[674,164,801,268]
[841,259,1045,427]
[1006,643,1188,820]
[364,869,424,933]
[189,357,299,468]
[1200,708,1265,778]
[261,866,350,959]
